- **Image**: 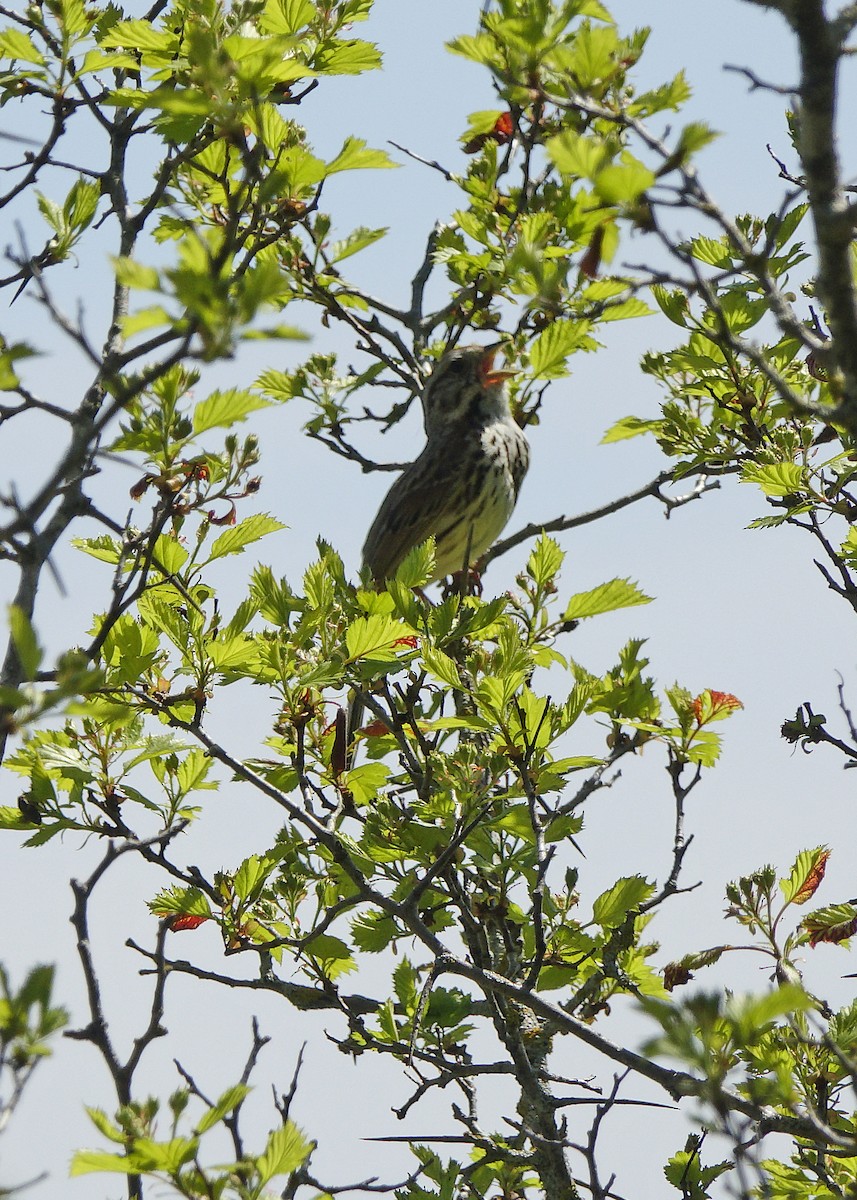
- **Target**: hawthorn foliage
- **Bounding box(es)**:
[1,1,857,1198]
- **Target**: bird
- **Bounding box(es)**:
[361,343,531,585]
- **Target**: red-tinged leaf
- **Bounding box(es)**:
[208,501,237,526]
[130,474,154,500]
[169,914,209,932]
[463,111,514,154]
[807,916,857,947]
[663,962,692,991]
[393,635,419,649]
[579,225,605,279]
[691,689,743,725]
[493,111,514,141]
[801,904,857,947]
[793,848,830,904]
[362,719,391,738]
[463,133,489,153]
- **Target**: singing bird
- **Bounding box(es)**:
[362,344,530,583]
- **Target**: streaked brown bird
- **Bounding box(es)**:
[362,343,530,584]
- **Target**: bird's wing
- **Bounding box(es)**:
[361,450,459,582]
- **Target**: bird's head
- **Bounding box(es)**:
[422,344,516,435]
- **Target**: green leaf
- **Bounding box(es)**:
[0,28,46,64]
[76,48,140,75]
[664,1147,732,1199]
[651,284,690,327]
[234,854,274,901]
[326,136,397,174]
[687,235,732,267]
[149,887,212,919]
[208,514,286,561]
[64,178,100,229]
[527,535,564,587]
[592,876,654,928]
[546,129,608,179]
[195,1084,251,1134]
[601,415,661,443]
[351,910,396,952]
[113,257,160,291]
[303,934,354,973]
[71,1150,142,1176]
[675,120,720,157]
[393,538,435,588]
[564,578,653,620]
[740,462,804,497]
[328,226,388,263]
[345,614,415,663]
[421,646,462,690]
[780,846,830,906]
[84,1107,125,1144]
[260,0,316,35]
[315,38,381,75]
[193,388,271,433]
[529,320,589,379]
[8,606,42,678]
[72,1138,198,1175]
[446,32,501,68]
[101,20,178,52]
[344,761,390,806]
[594,159,655,205]
[152,534,188,575]
[176,749,217,794]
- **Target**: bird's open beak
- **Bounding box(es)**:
[479,344,517,387]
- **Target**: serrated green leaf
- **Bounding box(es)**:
[101,19,178,52]
[71,1150,141,1176]
[741,462,804,497]
[676,120,720,157]
[315,38,381,75]
[260,0,315,34]
[152,534,188,575]
[76,48,140,75]
[326,136,396,174]
[688,235,732,268]
[527,534,564,586]
[0,28,46,63]
[234,854,273,901]
[345,614,415,663]
[601,415,661,444]
[64,178,100,229]
[351,910,396,952]
[193,389,271,434]
[175,749,217,794]
[780,846,830,906]
[149,887,212,919]
[85,1107,125,1144]
[344,761,390,806]
[328,225,387,263]
[592,875,654,928]
[208,514,286,561]
[530,320,589,379]
[421,645,462,689]
[564,578,652,620]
